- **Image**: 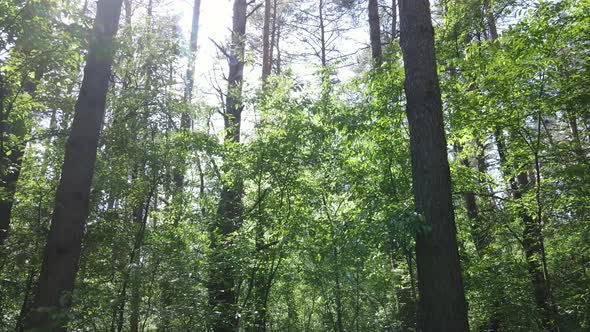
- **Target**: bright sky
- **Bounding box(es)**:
[165,0,526,138]
[174,0,233,99]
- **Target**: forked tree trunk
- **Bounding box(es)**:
[24,0,123,329]
[208,1,247,331]
[398,1,470,331]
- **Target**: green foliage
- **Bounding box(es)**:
[1,0,589,331]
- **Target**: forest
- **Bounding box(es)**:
[0,0,589,331]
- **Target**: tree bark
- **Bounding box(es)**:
[208,1,247,331]
[262,0,272,80]
[184,0,202,109]
[269,0,279,74]
[398,1,470,331]
[24,0,123,329]
[483,0,498,41]
[368,0,382,65]
[392,0,397,39]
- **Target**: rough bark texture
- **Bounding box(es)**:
[24,0,123,329]
[208,1,247,331]
[398,1,470,331]
[368,0,382,65]
[262,0,272,80]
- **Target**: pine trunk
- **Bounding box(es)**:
[398,1,470,331]
[262,0,272,80]
[368,0,382,65]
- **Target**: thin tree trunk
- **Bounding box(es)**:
[368,0,382,65]
[184,0,202,109]
[319,0,326,68]
[334,247,344,332]
[392,0,397,39]
[567,112,586,162]
[208,1,247,331]
[14,266,37,332]
[396,249,417,332]
[269,0,278,74]
[457,144,490,254]
[516,171,557,331]
[129,208,146,332]
[495,131,557,331]
[163,4,201,323]
[398,1,470,331]
[24,0,123,329]
[0,65,44,245]
[275,16,282,75]
[249,182,268,332]
[114,187,153,332]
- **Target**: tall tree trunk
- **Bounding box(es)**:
[457,143,490,254]
[248,181,268,332]
[483,0,498,41]
[24,0,123,329]
[497,130,556,330]
[269,0,279,74]
[391,0,397,39]
[113,191,152,332]
[333,246,344,332]
[275,13,282,75]
[262,0,272,80]
[398,1,470,331]
[0,120,26,244]
[184,0,202,110]
[14,266,37,332]
[396,248,417,332]
[319,0,327,68]
[170,0,200,223]
[495,131,557,331]
[128,200,149,332]
[0,61,44,245]
[516,172,556,331]
[368,0,382,65]
[567,111,586,162]
[208,1,247,331]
